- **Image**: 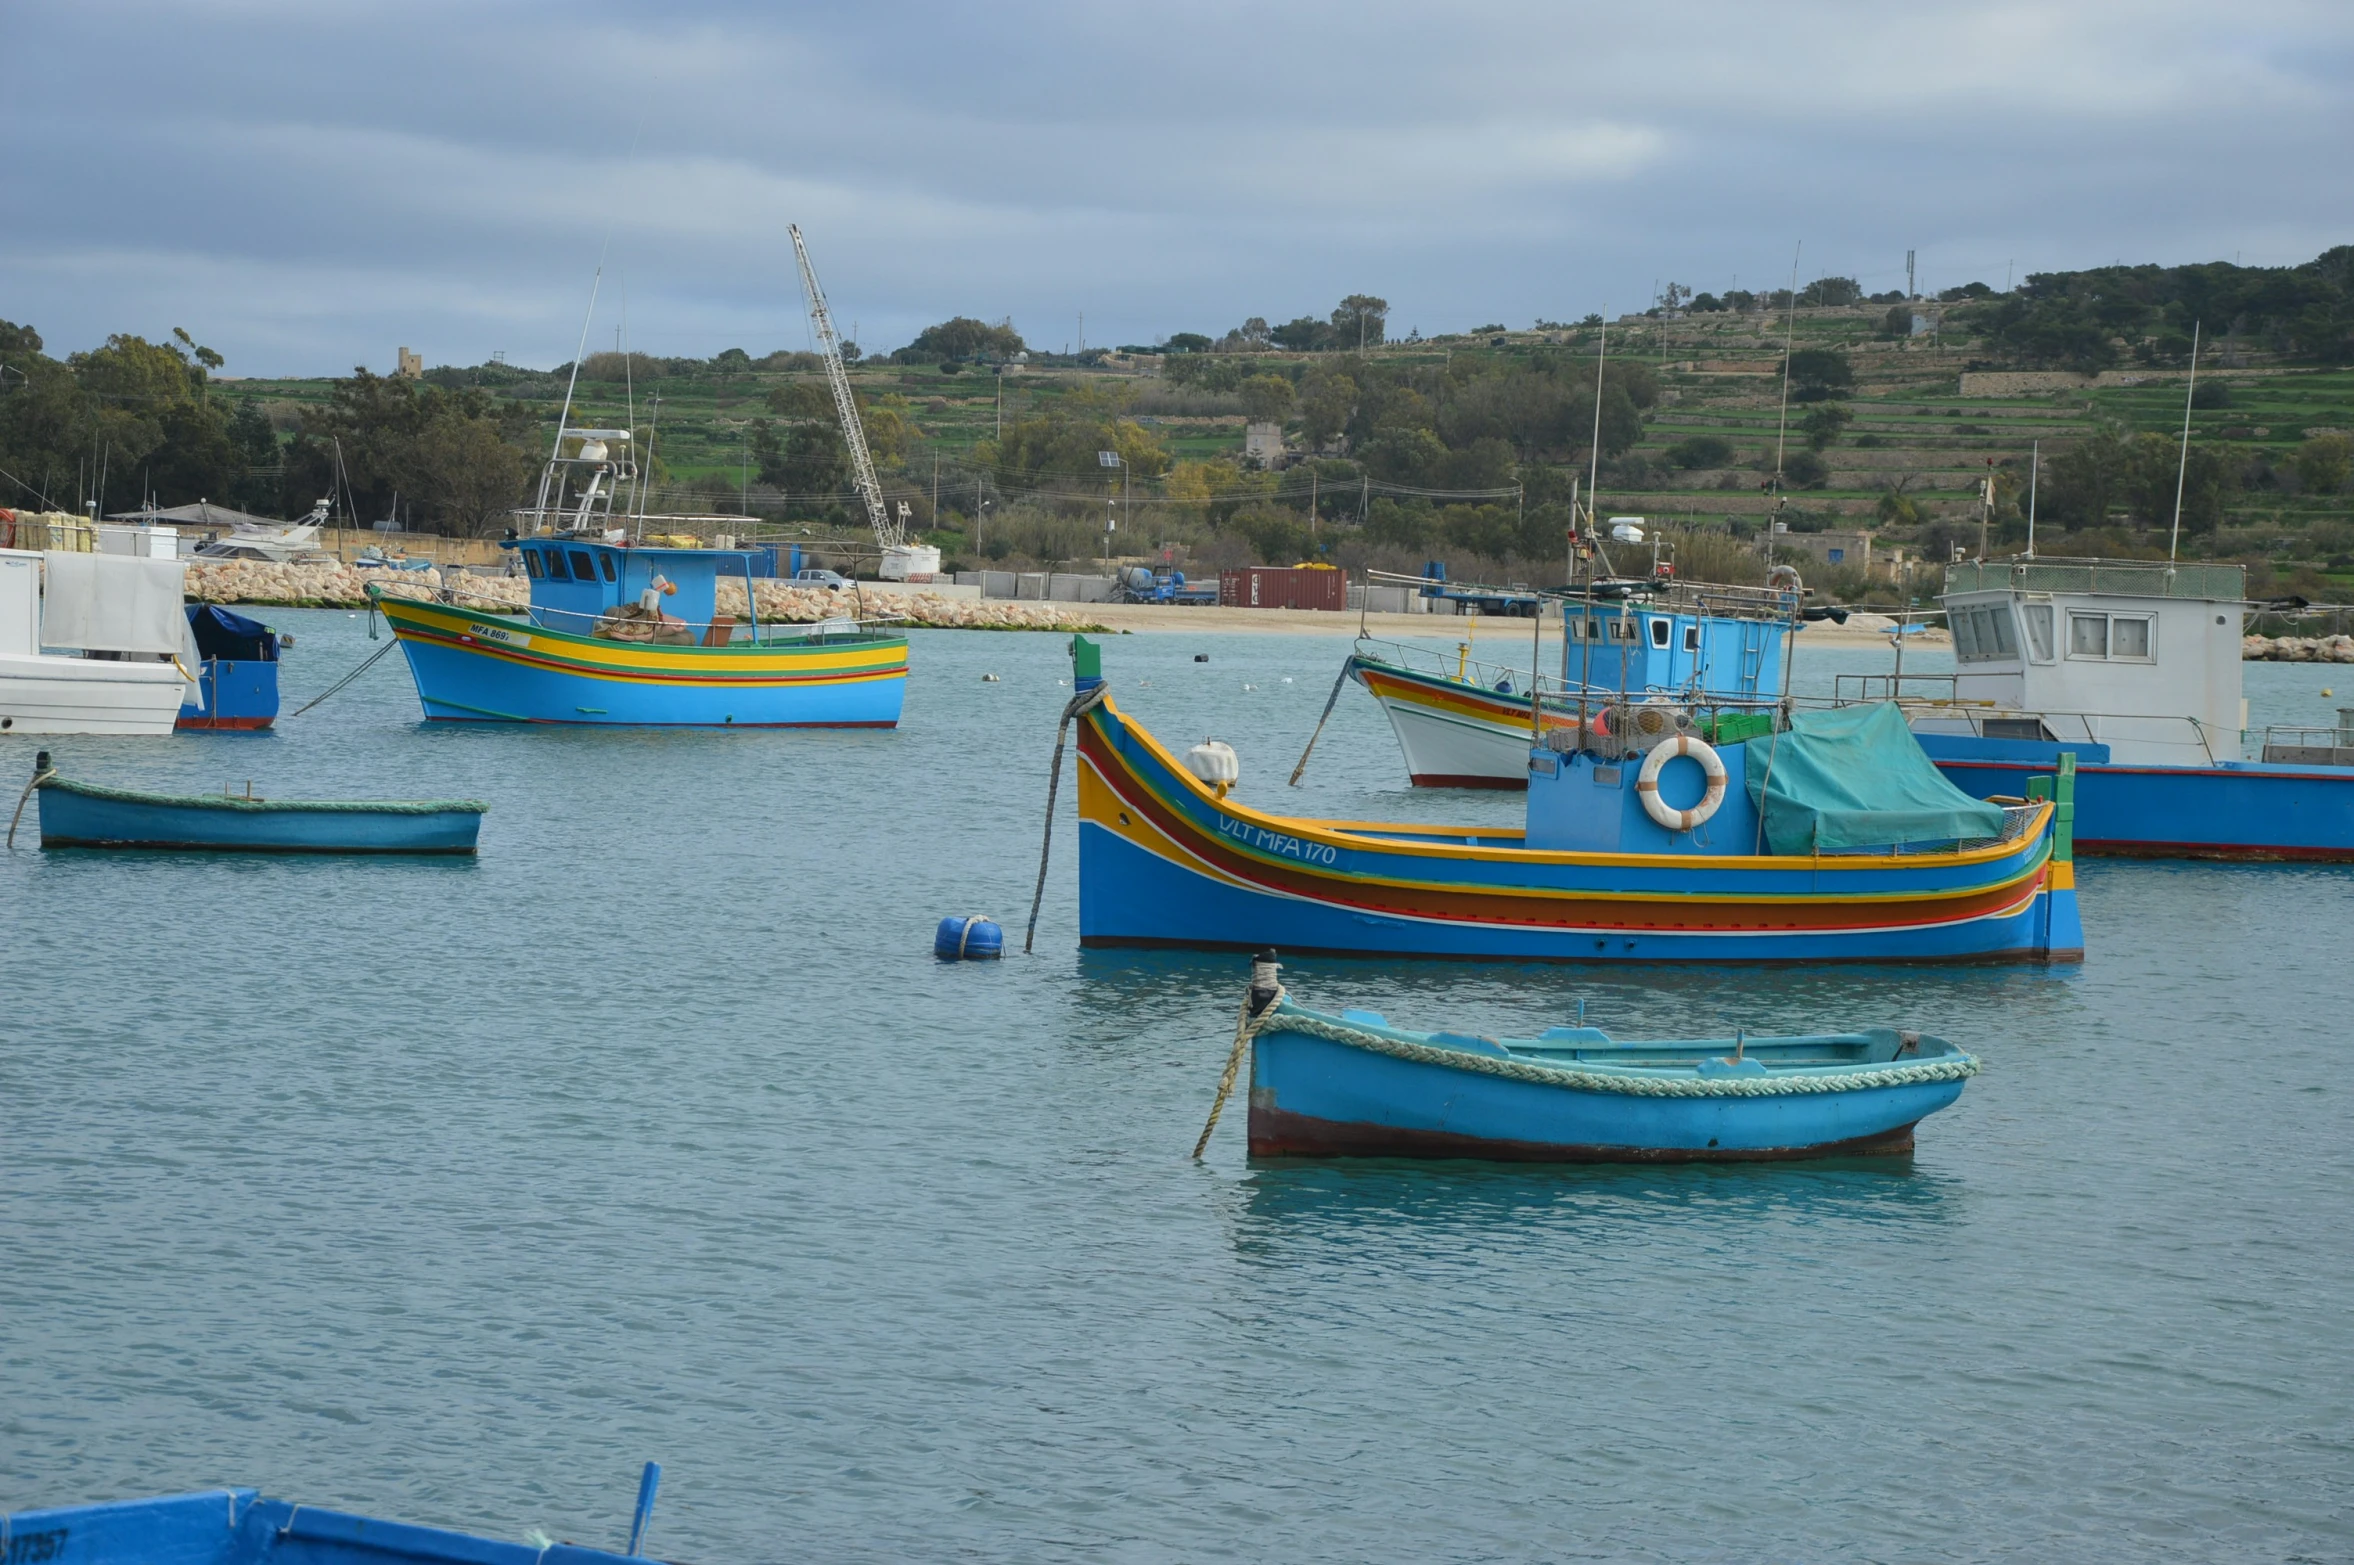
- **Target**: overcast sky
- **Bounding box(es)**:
[5,1,2349,378]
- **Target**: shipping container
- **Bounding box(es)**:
[1218,566,1347,612]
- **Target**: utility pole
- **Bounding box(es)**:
[1906,250,1916,299]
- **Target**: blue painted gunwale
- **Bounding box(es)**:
[36,778,485,854]
[1074,696,2083,963]
[1916,733,2354,862]
[1246,1000,1974,1161]
[1,1490,639,1565]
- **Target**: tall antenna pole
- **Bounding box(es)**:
[1586,317,1608,532]
[2168,321,2201,564]
[2025,440,2039,558]
[1773,241,1801,484]
[790,223,897,551]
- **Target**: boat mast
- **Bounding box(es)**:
[540,263,606,532]
[789,224,900,556]
[2168,322,2201,564]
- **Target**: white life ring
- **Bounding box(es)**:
[1637,734,1728,831]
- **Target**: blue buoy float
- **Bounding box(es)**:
[934,915,1004,960]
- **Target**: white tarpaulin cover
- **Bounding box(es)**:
[43,551,189,655]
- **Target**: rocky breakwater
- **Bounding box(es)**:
[183,560,527,610]
[716,580,1101,632]
[183,561,1099,632]
[2244,633,2354,663]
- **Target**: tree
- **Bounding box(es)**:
[1269,315,1330,352]
[1332,294,1388,351]
[1783,348,1853,402]
[1239,374,1295,424]
[1163,332,1212,354]
[1297,373,1359,449]
[1878,305,1915,339]
[1875,486,1923,528]
[1798,277,1862,308]
[1783,450,1830,489]
[902,317,1026,362]
[284,369,538,532]
[1800,403,1853,450]
[2038,431,2131,528]
[2293,433,2351,495]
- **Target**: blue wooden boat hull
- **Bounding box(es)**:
[4,1490,638,1565]
[38,783,484,854]
[177,658,280,730]
[1917,733,2354,862]
[1247,1007,1973,1162]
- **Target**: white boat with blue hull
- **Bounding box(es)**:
[1868,559,2354,861]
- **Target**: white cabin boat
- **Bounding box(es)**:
[0,549,198,736]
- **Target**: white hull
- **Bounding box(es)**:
[1372,690,1537,787]
[0,653,187,735]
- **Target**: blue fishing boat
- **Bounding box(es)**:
[375,427,906,727]
[1065,637,2084,965]
[1853,558,2354,861]
[177,604,287,730]
[1230,961,1977,1161]
[1346,567,1801,788]
[5,1465,670,1565]
[21,753,485,853]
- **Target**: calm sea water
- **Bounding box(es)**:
[5,612,2351,1563]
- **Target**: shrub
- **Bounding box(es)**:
[1664,434,1736,469]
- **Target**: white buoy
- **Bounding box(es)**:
[1185,740,1240,797]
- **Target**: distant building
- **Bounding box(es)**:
[396,346,423,380]
[1767,527,1907,580]
[1244,421,1287,465]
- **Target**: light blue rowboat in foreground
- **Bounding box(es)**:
[23,753,485,854]
[4,1472,666,1565]
[1240,967,1977,1162]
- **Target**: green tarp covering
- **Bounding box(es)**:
[1741,702,2009,856]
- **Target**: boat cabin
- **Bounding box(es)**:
[506,536,765,642]
[1932,560,2245,766]
[1557,596,1789,704]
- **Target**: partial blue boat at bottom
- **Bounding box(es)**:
[25,754,485,854]
[1239,963,1978,1162]
[5,1467,670,1565]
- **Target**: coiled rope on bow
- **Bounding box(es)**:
[1023,681,1108,954]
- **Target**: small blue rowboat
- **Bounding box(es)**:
[5,1464,671,1565]
[19,753,485,854]
[1224,958,1977,1162]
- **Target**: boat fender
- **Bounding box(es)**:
[933,915,1004,960]
[1186,740,1240,798]
[1636,734,1728,832]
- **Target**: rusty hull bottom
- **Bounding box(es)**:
[1082,934,2080,967]
[1247,1102,1920,1164]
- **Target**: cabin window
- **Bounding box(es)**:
[568,551,597,581]
[544,549,570,581]
[1610,617,1638,642]
[1953,603,2018,663]
[2068,612,2108,658]
[599,552,617,582]
[522,550,543,580]
[1682,626,1700,651]
[1649,618,1670,648]
[2112,615,2153,659]
[2022,603,2055,661]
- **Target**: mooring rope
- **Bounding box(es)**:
[1287,656,1355,786]
[1023,681,1108,954]
[1192,962,1288,1159]
[285,638,400,719]
[6,757,57,849]
[1262,1010,1980,1098]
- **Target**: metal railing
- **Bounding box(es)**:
[409,581,900,645]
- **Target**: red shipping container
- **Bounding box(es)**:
[1217,566,1347,612]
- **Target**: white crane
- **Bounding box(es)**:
[789,224,901,554]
